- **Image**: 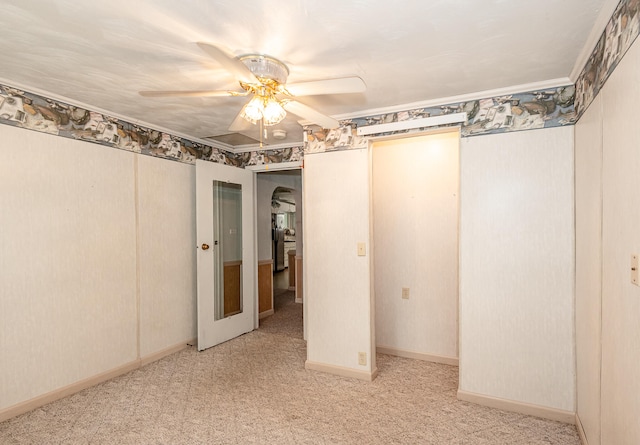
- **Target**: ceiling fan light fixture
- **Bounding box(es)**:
[240,95,265,124]
[240,94,286,127]
[143,44,366,132]
[262,99,286,126]
[239,54,289,85]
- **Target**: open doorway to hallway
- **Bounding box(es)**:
[272,186,297,294]
[255,169,303,323]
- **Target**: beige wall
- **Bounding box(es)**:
[0,125,196,413]
[459,126,576,413]
[372,131,459,361]
[575,93,603,445]
[600,37,640,445]
[303,148,376,376]
[575,33,640,445]
[137,155,196,357]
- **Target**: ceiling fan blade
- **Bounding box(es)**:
[285,77,366,96]
[228,102,254,132]
[283,100,340,129]
[196,42,258,84]
[139,89,247,98]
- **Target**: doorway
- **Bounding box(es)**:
[272,186,297,294]
[255,169,303,321]
[372,130,460,364]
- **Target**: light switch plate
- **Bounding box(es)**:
[357,242,366,256]
[632,254,639,286]
[402,287,410,299]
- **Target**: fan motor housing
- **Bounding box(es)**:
[240,54,289,84]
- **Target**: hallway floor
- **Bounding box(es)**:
[0,291,580,444]
[272,267,290,293]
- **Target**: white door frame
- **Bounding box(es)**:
[249,160,306,339]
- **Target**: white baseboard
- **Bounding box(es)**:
[305,360,378,382]
[259,309,274,319]
[140,339,195,367]
[0,339,194,423]
[376,345,458,366]
[295,298,303,304]
[575,413,589,445]
[457,389,576,424]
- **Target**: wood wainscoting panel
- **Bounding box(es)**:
[258,260,274,317]
[223,261,242,317]
[288,250,296,291]
[295,255,303,303]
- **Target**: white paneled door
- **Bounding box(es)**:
[196,160,256,351]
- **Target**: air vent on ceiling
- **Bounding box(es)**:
[205,133,262,146]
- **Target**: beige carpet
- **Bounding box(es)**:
[0,290,580,444]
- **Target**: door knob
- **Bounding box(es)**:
[201,243,210,250]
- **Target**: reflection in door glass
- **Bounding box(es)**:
[212,181,243,320]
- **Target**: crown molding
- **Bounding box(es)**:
[333,77,572,121]
[356,112,466,136]
[0,74,575,154]
[570,0,622,82]
[230,140,304,153]
[0,77,306,154]
[245,160,302,171]
[0,77,232,153]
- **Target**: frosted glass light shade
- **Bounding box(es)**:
[262,99,286,126]
[241,95,265,124]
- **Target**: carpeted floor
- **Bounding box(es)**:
[0,290,581,444]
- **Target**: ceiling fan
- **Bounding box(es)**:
[139,42,366,131]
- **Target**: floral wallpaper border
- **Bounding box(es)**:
[304,85,576,153]
[304,0,640,154]
[0,82,301,167]
[575,0,640,118]
[1,0,637,162]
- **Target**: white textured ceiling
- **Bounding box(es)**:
[0,0,609,148]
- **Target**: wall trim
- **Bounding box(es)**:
[305,360,378,382]
[457,389,576,424]
[569,0,624,82]
[357,112,467,136]
[259,309,274,319]
[0,81,303,167]
[295,255,303,303]
[246,162,303,172]
[140,339,195,367]
[234,143,304,154]
[0,76,227,152]
[334,78,572,121]
[258,259,274,316]
[575,413,590,445]
[0,339,194,423]
[376,346,459,366]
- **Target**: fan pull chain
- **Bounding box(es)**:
[260,118,264,149]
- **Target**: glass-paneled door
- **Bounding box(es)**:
[196,160,256,350]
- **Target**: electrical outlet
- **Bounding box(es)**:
[402,287,410,299]
[358,352,367,366]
